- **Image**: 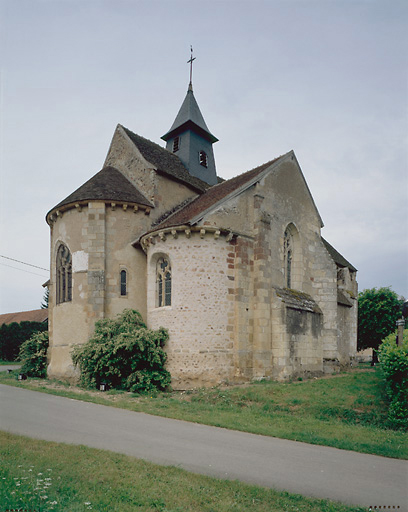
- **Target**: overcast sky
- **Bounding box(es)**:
[0,0,407,314]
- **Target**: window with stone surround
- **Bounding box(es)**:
[56,243,72,304]
[120,269,127,296]
[284,228,293,288]
[283,224,301,290]
[156,257,171,307]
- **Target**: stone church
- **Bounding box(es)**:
[46,78,358,389]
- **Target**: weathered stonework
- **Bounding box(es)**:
[46,94,357,388]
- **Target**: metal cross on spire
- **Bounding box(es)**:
[187,45,196,88]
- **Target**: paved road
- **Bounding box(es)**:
[0,364,21,372]
[1,384,407,509]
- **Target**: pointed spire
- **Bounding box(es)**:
[161,49,218,186]
[161,86,218,144]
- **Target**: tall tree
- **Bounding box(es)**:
[358,287,404,362]
[41,288,49,309]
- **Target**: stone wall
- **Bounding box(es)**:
[145,228,235,389]
[48,200,153,380]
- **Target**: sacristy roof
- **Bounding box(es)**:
[322,238,357,272]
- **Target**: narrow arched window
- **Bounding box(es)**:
[120,270,127,296]
[199,150,208,168]
[173,136,180,153]
[156,257,171,307]
[284,228,293,289]
[56,243,72,304]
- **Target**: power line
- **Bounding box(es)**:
[0,254,49,272]
[0,262,49,278]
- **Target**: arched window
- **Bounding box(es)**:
[120,270,127,296]
[56,243,72,304]
[173,136,180,153]
[199,150,208,168]
[284,228,293,289]
[156,257,171,307]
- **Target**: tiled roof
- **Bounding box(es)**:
[0,309,48,325]
[322,238,357,272]
[122,127,210,193]
[153,156,284,230]
[49,166,153,214]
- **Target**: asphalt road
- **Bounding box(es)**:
[0,364,21,372]
[1,384,407,509]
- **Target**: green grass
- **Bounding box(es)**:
[1,368,407,459]
[0,431,365,512]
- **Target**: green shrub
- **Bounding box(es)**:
[378,329,408,430]
[72,309,171,393]
[0,320,48,361]
[18,331,49,378]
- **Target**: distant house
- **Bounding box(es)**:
[0,309,48,326]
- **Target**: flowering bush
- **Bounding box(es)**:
[72,309,171,393]
[378,329,408,430]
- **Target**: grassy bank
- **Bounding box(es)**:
[0,431,365,512]
[1,368,406,459]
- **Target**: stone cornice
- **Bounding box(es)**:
[137,226,251,253]
[46,200,151,226]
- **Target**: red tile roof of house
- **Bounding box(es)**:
[0,309,48,325]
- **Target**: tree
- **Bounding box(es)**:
[378,329,408,430]
[358,287,404,362]
[41,288,49,309]
[0,320,48,361]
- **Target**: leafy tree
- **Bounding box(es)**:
[358,287,404,362]
[18,331,49,378]
[72,309,171,393]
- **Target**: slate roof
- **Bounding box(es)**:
[0,309,48,325]
[322,238,357,272]
[161,86,218,143]
[49,166,153,214]
[153,156,284,230]
[122,127,210,193]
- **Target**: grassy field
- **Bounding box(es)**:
[1,367,406,459]
[0,431,365,512]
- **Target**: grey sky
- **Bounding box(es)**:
[0,0,407,314]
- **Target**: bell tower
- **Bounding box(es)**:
[161,48,218,186]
